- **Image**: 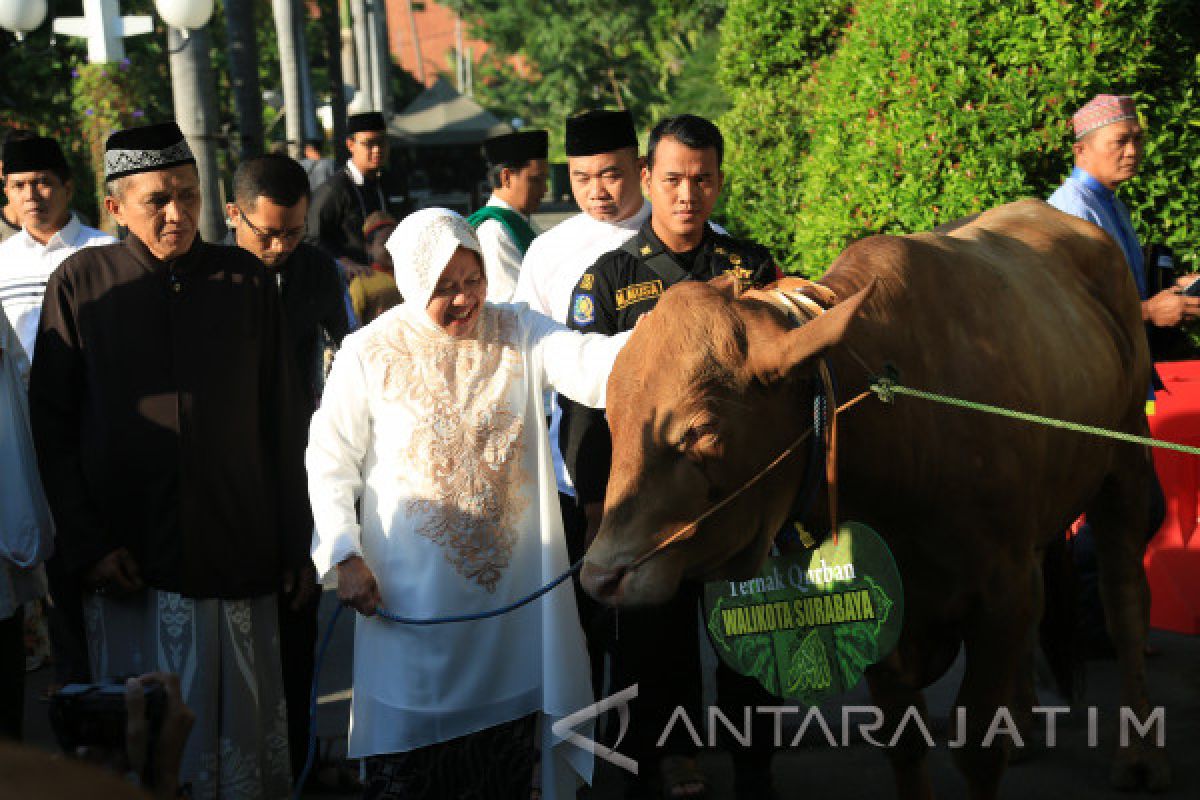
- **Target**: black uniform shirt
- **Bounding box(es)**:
[562,220,780,504]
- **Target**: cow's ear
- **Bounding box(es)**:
[752,280,875,384]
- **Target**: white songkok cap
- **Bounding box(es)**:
[385,208,486,311]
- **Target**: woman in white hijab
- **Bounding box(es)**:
[307,208,627,799]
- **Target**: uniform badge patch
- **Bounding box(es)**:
[573,293,595,326]
[579,273,595,290]
[615,280,664,310]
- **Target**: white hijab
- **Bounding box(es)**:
[384,208,489,316]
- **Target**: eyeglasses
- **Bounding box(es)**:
[236,206,306,246]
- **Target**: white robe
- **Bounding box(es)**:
[307,302,627,798]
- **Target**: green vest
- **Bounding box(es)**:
[466,204,537,256]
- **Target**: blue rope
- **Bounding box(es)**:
[291,558,584,799]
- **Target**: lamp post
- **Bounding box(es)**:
[0,0,48,41]
[154,0,225,243]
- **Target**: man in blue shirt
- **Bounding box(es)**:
[1048,94,1191,655]
[1048,93,1199,327]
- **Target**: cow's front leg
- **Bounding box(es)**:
[865,625,958,800]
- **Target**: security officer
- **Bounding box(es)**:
[563,113,781,800]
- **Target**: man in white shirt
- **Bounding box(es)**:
[513,111,647,525]
[0,135,114,384]
[468,130,549,302]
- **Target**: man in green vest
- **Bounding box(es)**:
[468,130,549,301]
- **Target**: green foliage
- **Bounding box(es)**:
[444,1,727,155]
[719,0,1200,276]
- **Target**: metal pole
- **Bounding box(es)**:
[350,0,373,111]
[293,0,320,144]
[403,0,425,85]
[340,0,358,96]
[371,0,390,115]
[455,16,463,92]
[223,0,263,159]
[167,26,225,243]
[323,0,349,162]
[272,0,304,157]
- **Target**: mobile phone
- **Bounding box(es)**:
[1182,276,1200,297]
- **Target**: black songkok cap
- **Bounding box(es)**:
[483,130,548,167]
[104,122,195,181]
[3,136,69,176]
[347,112,387,135]
[564,109,637,157]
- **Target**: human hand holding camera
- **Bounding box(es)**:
[51,672,194,798]
[124,673,194,800]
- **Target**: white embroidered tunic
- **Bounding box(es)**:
[307,299,625,797]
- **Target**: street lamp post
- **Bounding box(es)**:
[0,0,48,41]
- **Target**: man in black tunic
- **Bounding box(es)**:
[29,122,312,800]
[305,111,392,276]
[564,115,781,799]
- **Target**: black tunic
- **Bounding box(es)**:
[305,167,389,266]
[28,235,313,599]
[562,220,780,504]
[227,234,350,402]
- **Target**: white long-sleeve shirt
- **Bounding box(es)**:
[307,302,628,797]
[0,214,114,384]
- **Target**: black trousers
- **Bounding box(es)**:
[559,493,606,697]
[278,589,320,779]
[45,553,91,686]
[0,605,25,740]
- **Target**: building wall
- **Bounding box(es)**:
[384,0,489,88]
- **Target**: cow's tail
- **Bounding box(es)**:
[1039,533,1082,703]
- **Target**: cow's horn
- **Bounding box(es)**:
[754,279,876,383]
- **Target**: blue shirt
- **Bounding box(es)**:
[1047,167,1146,299]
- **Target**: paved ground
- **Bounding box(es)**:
[21,588,1199,798]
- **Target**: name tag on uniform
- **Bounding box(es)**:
[615,280,664,311]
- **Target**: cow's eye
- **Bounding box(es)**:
[680,421,720,451]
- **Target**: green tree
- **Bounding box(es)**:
[719,0,1200,275]
[443,0,727,152]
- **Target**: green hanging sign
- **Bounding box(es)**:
[703,521,904,706]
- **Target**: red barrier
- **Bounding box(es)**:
[1146,360,1200,635]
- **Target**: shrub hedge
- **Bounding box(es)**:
[718,0,1200,276]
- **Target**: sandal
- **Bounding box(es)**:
[659,755,707,799]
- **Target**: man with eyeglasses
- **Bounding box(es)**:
[227,153,350,404]
[227,155,349,785]
[305,111,393,278]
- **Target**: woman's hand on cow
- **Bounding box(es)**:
[1143,288,1200,328]
[336,554,382,616]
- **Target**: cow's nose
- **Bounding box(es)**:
[581,560,627,604]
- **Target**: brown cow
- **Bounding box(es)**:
[581,199,1168,798]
